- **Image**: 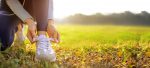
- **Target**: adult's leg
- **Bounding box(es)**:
[0,11,19,51]
[21,0,56,62]
[32,0,49,32]
[22,0,49,35]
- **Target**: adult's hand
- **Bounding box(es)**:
[25,18,37,43]
[47,20,60,43]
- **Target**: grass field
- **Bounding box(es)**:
[1,25,150,68]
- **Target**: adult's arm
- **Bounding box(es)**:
[6,0,33,22]
[6,0,37,43]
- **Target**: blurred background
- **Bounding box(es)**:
[53,0,150,26]
[1,0,150,67]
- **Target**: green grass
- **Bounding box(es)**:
[1,25,150,68]
[58,25,150,47]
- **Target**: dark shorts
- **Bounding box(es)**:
[0,11,20,51]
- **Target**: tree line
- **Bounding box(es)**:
[62,11,150,25]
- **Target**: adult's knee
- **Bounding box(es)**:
[0,36,14,51]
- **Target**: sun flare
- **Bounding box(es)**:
[53,0,150,19]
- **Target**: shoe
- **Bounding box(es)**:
[16,23,25,42]
[14,31,25,48]
[16,31,25,42]
[36,35,56,62]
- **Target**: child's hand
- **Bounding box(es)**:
[47,20,60,43]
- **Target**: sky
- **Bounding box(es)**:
[53,0,150,19]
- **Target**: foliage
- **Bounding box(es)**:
[0,25,150,68]
[62,11,150,25]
